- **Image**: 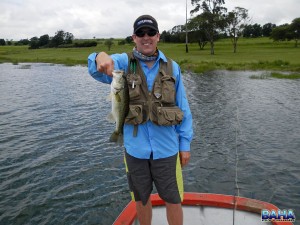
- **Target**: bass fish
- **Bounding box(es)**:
[108,70,129,145]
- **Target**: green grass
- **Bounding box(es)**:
[270,72,300,79]
[250,72,300,79]
[1,37,300,73]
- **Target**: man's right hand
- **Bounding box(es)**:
[96,52,114,76]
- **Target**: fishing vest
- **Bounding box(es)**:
[124,52,183,130]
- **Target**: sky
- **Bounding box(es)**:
[1,0,299,41]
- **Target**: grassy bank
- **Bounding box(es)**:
[250,72,300,79]
[0,37,300,73]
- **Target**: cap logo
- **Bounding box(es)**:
[137,19,153,25]
[134,15,158,33]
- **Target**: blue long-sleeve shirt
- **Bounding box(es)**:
[88,51,193,160]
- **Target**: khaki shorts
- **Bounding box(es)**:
[124,151,183,205]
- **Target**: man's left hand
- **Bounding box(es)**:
[179,151,190,167]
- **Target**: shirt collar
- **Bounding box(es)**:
[157,50,168,63]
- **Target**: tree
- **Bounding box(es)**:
[104,38,114,51]
[50,30,64,47]
[191,0,227,55]
[270,24,290,41]
[125,36,133,44]
[226,7,249,53]
[188,14,209,49]
[194,31,208,50]
[50,30,74,47]
[29,37,40,49]
[290,17,300,47]
[39,34,50,47]
[169,25,186,43]
[160,31,172,42]
[64,32,74,44]
[243,24,263,38]
[243,24,253,37]
[0,39,5,46]
[262,23,276,37]
[17,39,30,45]
[252,23,263,37]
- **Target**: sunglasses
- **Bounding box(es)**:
[135,29,157,37]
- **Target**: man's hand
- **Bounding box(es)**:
[179,151,190,167]
[96,52,114,76]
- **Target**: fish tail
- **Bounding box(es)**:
[109,131,120,143]
[109,132,124,146]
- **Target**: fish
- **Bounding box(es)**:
[107,70,129,145]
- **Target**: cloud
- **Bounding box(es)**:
[0,0,299,40]
[225,0,299,25]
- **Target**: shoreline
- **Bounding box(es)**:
[3,61,300,79]
[1,37,300,74]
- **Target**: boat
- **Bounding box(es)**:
[113,192,294,225]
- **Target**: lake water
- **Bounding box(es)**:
[0,63,299,225]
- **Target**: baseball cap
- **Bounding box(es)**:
[133,15,159,33]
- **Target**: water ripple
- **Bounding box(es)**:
[1,65,299,224]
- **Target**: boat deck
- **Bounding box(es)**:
[133,205,272,225]
[114,193,294,225]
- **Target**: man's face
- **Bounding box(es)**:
[132,28,160,56]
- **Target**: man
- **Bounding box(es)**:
[87,15,193,225]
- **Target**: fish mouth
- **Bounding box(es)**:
[112,70,124,77]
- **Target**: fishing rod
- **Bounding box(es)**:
[233,102,241,225]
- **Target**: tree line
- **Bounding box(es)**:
[161,22,277,43]
[0,30,133,50]
[0,30,97,49]
[160,0,299,54]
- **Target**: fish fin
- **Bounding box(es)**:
[109,132,124,146]
[109,131,119,143]
[117,133,124,146]
[115,93,121,102]
[107,113,115,123]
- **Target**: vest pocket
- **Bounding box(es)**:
[161,76,176,104]
[157,106,183,126]
[125,105,143,125]
[127,75,142,101]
